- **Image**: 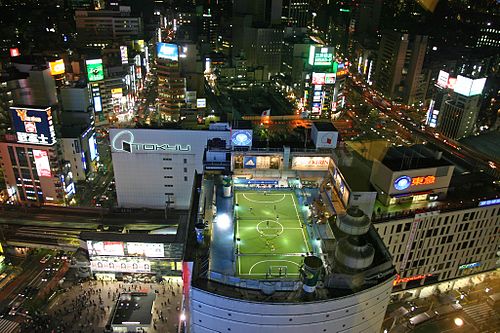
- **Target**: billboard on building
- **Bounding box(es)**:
[231,129,252,147]
[291,156,330,170]
[9,48,20,57]
[436,70,449,88]
[89,133,98,161]
[120,46,128,64]
[157,43,178,61]
[90,258,151,273]
[33,149,52,177]
[308,46,334,67]
[86,59,104,82]
[312,72,326,85]
[10,107,57,145]
[49,59,65,75]
[87,241,125,256]
[325,73,336,84]
[196,98,206,108]
[454,76,486,96]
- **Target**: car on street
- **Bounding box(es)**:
[40,254,51,264]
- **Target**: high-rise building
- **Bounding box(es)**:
[156,43,186,122]
[427,71,486,139]
[282,0,310,27]
[0,106,75,206]
[75,6,143,44]
[374,31,427,105]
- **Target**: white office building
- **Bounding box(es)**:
[109,128,230,210]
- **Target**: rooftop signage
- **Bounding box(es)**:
[111,130,191,153]
[394,175,436,191]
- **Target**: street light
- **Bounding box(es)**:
[454,317,464,327]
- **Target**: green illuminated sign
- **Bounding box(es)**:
[86,59,104,82]
[339,8,350,12]
[308,46,334,67]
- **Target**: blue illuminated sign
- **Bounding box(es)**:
[458,262,480,270]
[243,156,256,169]
[394,176,412,191]
[157,43,178,61]
[478,198,500,207]
[231,130,252,146]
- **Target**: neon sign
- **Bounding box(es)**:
[393,274,432,286]
[111,130,191,153]
[394,175,436,191]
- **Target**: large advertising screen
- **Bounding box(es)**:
[308,46,334,66]
[49,59,65,75]
[87,241,125,256]
[234,155,280,169]
[157,43,178,61]
[325,73,336,84]
[86,59,104,82]
[10,107,56,145]
[87,241,167,258]
[291,156,330,170]
[33,149,52,177]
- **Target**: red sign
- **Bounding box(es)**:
[411,175,435,186]
[394,273,432,286]
[9,48,20,57]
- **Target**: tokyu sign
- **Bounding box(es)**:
[111,130,191,153]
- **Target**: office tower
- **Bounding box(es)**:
[374,31,427,105]
[282,0,310,27]
[74,6,143,44]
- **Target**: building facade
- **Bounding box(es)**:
[109,128,231,210]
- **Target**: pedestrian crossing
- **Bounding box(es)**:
[463,303,500,328]
[0,318,19,333]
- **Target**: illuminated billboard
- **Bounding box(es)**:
[10,107,57,145]
[393,175,436,191]
[87,241,166,258]
[87,241,125,256]
[49,59,65,75]
[111,88,123,99]
[325,73,336,84]
[127,242,164,258]
[436,70,449,88]
[231,129,252,147]
[157,43,178,61]
[120,45,128,64]
[234,155,280,169]
[454,76,486,97]
[470,78,487,96]
[90,258,151,273]
[86,59,104,82]
[196,98,206,108]
[291,156,330,170]
[33,149,52,177]
[9,48,20,57]
[312,72,326,85]
[89,134,98,161]
[308,46,334,66]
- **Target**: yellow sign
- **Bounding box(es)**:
[49,59,65,75]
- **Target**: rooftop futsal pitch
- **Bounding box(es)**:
[235,190,312,279]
